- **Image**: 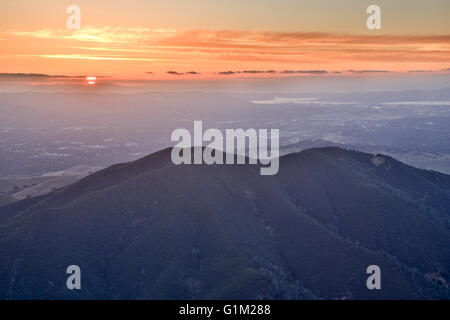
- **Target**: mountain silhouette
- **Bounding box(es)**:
[0,147,449,299]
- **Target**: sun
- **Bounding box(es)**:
[86,76,96,85]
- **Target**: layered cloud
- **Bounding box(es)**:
[6,26,176,44]
[281,70,328,74]
[347,70,390,74]
[0,73,83,79]
[167,71,200,75]
[2,26,450,77]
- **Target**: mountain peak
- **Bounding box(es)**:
[0,146,449,299]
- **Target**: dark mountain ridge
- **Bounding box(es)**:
[0,147,449,299]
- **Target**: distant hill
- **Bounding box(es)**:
[0,147,449,299]
[279,139,343,156]
[0,176,53,194]
[40,165,103,177]
[0,165,102,199]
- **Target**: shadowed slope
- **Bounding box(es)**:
[0,147,449,299]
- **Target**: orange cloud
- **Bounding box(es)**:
[35,54,162,62]
[2,26,450,78]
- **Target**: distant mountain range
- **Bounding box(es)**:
[0,147,449,299]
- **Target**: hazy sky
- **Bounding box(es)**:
[2,0,449,33]
[0,0,449,82]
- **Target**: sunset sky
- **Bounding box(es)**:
[1,0,449,82]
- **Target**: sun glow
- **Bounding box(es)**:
[86,76,96,85]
